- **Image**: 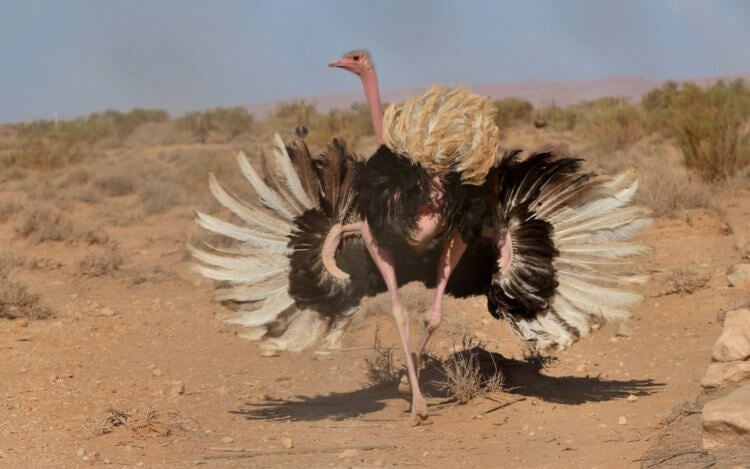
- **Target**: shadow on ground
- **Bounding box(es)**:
[233,347,663,422]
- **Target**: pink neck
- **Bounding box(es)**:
[360,67,384,144]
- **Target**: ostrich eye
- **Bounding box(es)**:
[352,55,360,61]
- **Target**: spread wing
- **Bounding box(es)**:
[192,134,369,351]
[488,151,652,351]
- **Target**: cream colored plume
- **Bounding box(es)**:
[382,85,500,185]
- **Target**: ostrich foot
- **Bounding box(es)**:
[409,396,429,426]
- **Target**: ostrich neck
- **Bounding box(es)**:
[360,68,384,144]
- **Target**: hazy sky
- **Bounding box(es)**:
[1,0,749,122]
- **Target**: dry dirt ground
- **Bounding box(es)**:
[1,132,749,468]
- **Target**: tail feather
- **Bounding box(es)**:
[193,137,366,352]
[208,173,292,236]
[194,212,291,252]
[489,152,651,351]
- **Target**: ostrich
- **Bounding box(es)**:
[193,67,651,425]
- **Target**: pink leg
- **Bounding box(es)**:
[361,220,428,425]
[415,230,467,363]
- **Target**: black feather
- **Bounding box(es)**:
[488,151,595,320]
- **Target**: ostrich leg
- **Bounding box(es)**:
[361,220,428,425]
[415,230,467,365]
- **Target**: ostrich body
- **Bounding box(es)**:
[193,53,651,426]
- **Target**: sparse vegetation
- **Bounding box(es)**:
[139,180,185,214]
[0,256,52,319]
[16,206,75,243]
[0,200,22,222]
[364,326,400,386]
[494,97,534,127]
[581,98,646,152]
[634,159,717,217]
[433,335,504,404]
[664,268,711,295]
[78,246,125,276]
[0,108,168,168]
[95,173,136,197]
[641,79,750,181]
[176,107,254,143]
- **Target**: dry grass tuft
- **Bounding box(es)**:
[364,326,400,386]
[0,261,53,319]
[0,200,22,223]
[664,268,710,295]
[78,246,125,276]
[433,335,504,404]
[57,168,91,188]
[15,206,75,243]
[95,173,137,197]
[139,179,185,215]
[634,162,717,217]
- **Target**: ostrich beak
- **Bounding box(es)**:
[328,59,345,68]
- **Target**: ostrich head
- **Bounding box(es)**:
[329,49,383,144]
[328,49,374,75]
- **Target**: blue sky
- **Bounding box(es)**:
[1,0,749,122]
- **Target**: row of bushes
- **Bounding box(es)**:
[2,80,749,180]
[522,80,750,181]
[0,107,255,168]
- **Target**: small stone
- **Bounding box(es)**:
[170,382,185,397]
[614,321,632,337]
[727,264,750,291]
[76,448,86,457]
[220,436,234,444]
[701,362,750,388]
[217,385,228,396]
[626,394,638,402]
[339,449,359,459]
[98,307,116,317]
[702,384,750,448]
[152,368,164,377]
[281,438,294,449]
[609,337,619,343]
[261,350,279,358]
[712,308,750,362]
[618,416,627,425]
[575,364,586,373]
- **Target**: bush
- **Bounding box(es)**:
[582,100,646,152]
[2,108,168,168]
[642,79,750,181]
[176,107,254,143]
[494,97,534,127]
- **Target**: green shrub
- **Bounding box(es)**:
[582,100,646,152]
[643,79,750,180]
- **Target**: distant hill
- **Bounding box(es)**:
[247,73,750,116]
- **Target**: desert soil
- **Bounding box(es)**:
[1,137,749,468]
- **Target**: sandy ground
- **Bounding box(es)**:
[1,138,749,468]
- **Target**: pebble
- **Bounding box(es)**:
[626,394,638,402]
[152,368,164,377]
[170,383,185,397]
[261,350,279,358]
[76,448,86,457]
[281,438,294,449]
[98,308,116,317]
[575,364,586,373]
[221,436,234,444]
[339,449,359,459]
[618,416,627,425]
